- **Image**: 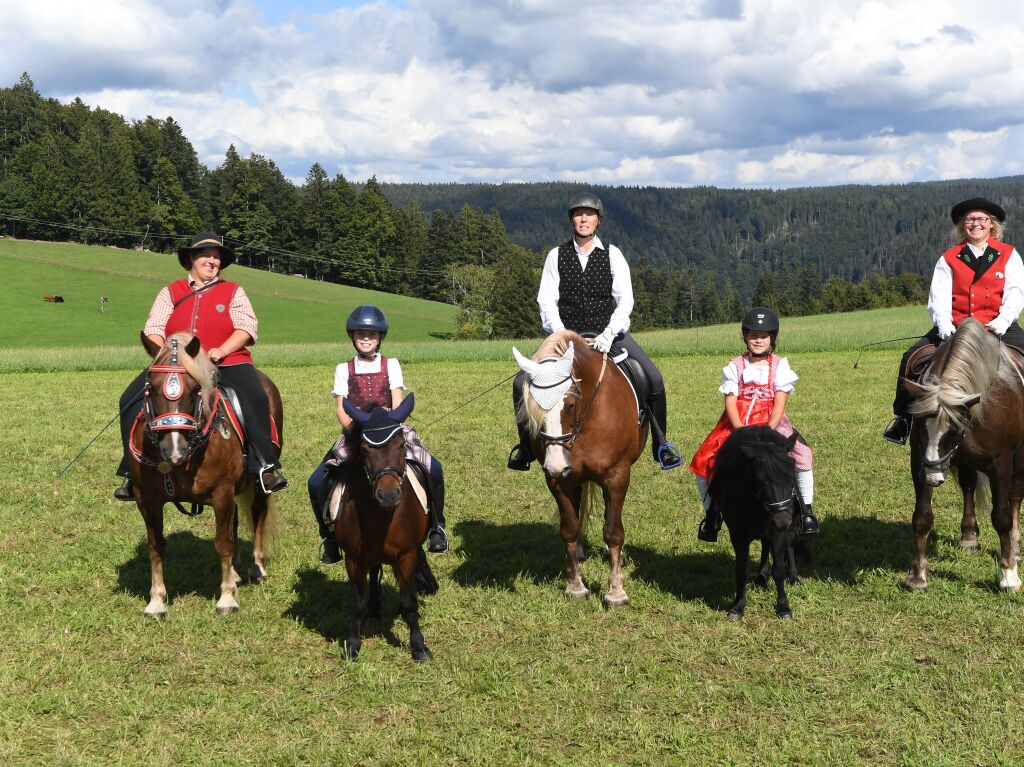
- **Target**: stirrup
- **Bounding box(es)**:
[320,537,342,565]
[882,416,910,445]
[507,444,532,471]
[657,442,683,470]
[114,479,134,502]
[427,526,449,554]
[259,467,288,494]
[697,513,721,543]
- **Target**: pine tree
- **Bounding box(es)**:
[491,245,540,338]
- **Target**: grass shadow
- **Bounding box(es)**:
[284,566,404,649]
[116,531,256,603]
[450,519,567,590]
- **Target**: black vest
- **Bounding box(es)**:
[556,240,616,335]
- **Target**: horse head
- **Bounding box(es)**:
[906,319,1001,486]
[343,394,415,509]
[140,331,214,469]
[513,336,579,477]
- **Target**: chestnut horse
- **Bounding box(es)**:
[513,330,647,607]
[129,332,282,617]
[337,395,438,662]
[905,318,1024,592]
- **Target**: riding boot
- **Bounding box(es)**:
[319,524,342,565]
[697,507,722,543]
[647,390,683,470]
[508,372,534,471]
[426,462,449,553]
[798,503,820,537]
[114,478,134,502]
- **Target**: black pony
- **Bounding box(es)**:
[709,425,805,620]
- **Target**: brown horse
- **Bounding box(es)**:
[513,330,647,607]
[129,332,282,617]
[337,395,437,662]
[905,318,1024,592]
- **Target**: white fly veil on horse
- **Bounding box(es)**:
[513,342,576,410]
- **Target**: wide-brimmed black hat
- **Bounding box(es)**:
[176,232,235,270]
[950,198,1006,224]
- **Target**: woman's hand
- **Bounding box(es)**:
[208,347,224,363]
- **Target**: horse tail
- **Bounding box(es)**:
[578,481,602,535]
[975,471,992,521]
[237,486,281,559]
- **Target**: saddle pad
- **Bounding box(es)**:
[325,469,428,526]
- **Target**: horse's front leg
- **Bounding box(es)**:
[139,498,168,618]
[906,442,934,590]
[754,536,770,588]
[989,462,1021,592]
[550,479,587,598]
[213,492,240,614]
[771,528,792,619]
[957,466,980,551]
[601,472,630,608]
[344,558,368,661]
[728,536,751,620]
[396,550,432,662]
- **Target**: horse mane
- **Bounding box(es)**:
[710,426,795,500]
[522,330,589,435]
[907,319,1018,430]
[153,332,217,410]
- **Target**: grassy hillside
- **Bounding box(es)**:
[0,237,458,349]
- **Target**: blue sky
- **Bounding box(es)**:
[2,0,1023,189]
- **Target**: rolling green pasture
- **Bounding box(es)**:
[2,240,1022,765]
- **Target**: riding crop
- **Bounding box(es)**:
[852,336,923,369]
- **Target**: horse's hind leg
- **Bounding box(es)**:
[957,467,980,551]
[344,560,368,661]
[213,495,240,615]
[141,501,168,619]
[754,537,770,588]
[990,465,1022,592]
[728,538,750,620]
[367,565,382,621]
[396,551,432,662]
[602,479,629,608]
[771,532,793,619]
[249,489,271,583]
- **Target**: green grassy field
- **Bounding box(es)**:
[3,240,1022,766]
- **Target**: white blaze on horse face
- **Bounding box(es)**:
[164,431,187,465]
[923,417,948,486]
[541,401,571,476]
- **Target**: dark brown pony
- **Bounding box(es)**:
[337,395,437,662]
[129,332,282,617]
[905,318,1024,592]
[513,330,647,606]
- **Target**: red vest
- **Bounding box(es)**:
[942,239,1015,326]
[346,355,392,408]
[165,279,253,366]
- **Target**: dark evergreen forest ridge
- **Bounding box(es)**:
[3,73,1022,337]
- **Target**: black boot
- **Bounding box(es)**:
[507,443,533,471]
[320,536,342,565]
[426,471,449,553]
[799,503,820,537]
[509,373,533,471]
[260,468,288,494]
[698,507,722,542]
[883,416,910,445]
[114,478,134,502]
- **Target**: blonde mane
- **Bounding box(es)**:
[153,332,217,410]
[908,319,1018,430]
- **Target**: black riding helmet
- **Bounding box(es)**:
[741,307,780,334]
[567,191,604,219]
[346,305,388,352]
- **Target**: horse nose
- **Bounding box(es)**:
[376,487,402,508]
[925,473,945,487]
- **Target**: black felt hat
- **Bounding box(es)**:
[950,198,1006,224]
[176,232,235,270]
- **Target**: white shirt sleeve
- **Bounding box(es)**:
[331,362,349,398]
[928,255,954,329]
[606,244,634,336]
[774,357,798,394]
[997,249,1024,325]
[718,361,740,395]
[537,246,564,333]
[388,357,405,391]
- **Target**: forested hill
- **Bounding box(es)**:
[381,177,1024,286]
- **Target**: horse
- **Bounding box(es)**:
[129,332,282,617]
[904,317,1024,592]
[336,394,438,662]
[512,330,647,607]
[709,426,803,620]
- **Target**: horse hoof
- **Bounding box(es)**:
[215,604,239,616]
[249,564,268,583]
[959,540,980,553]
[412,647,433,663]
[902,574,928,591]
[602,592,629,609]
[788,576,801,586]
[776,609,793,620]
[343,642,360,662]
[753,575,768,589]
[727,610,744,621]
[565,585,589,599]
[143,610,167,620]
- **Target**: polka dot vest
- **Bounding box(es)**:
[556,240,615,335]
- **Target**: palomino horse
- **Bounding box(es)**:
[513,330,647,607]
[129,332,282,617]
[710,426,803,620]
[905,318,1024,592]
[336,395,438,662]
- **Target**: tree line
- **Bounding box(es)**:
[0,73,982,338]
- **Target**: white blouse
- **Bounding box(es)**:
[332,354,405,398]
[719,356,798,396]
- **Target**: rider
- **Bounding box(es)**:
[507,191,683,471]
[691,307,819,542]
[307,305,448,564]
[883,198,1024,444]
[114,232,286,499]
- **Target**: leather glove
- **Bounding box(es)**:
[592,328,615,353]
[987,316,1010,336]
[936,319,955,341]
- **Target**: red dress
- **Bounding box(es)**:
[689,354,813,479]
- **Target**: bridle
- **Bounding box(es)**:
[535,353,608,451]
[920,425,967,474]
[359,422,407,488]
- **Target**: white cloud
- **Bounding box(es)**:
[3,0,1024,187]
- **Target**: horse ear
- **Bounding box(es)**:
[141,331,161,359]
[513,347,539,376]
[390,392,415,422]
[343,398,371,425]
[185,336,201,359]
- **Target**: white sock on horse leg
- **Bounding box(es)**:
[695,475,713,511]
[797,470,814,506]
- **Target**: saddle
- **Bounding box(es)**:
[905,339,1024,380]
[608,340,650,428]
[218,384,281,448]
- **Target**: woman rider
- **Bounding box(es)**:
[884,198,1024,444]
[507,191,682,471]
[114,232,287,498]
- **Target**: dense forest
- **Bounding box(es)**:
[4,72,1018,337]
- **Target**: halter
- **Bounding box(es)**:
[920,428,967,474]
[536,353,608,451]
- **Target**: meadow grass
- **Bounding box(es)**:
[3,339,1024,766]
